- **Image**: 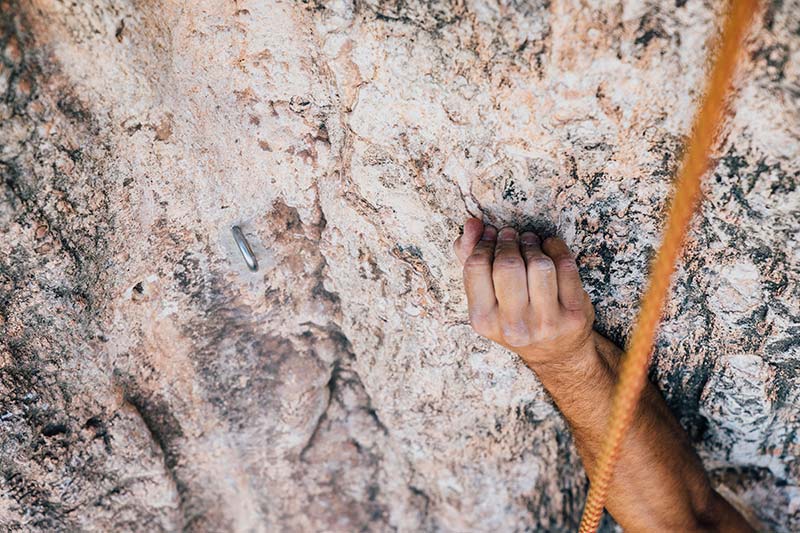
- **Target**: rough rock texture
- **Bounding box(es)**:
[1,0,798,531]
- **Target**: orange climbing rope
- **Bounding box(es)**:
[577,1,759,531]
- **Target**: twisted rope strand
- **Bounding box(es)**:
[578,1,759,531]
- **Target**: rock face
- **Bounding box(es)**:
[1,0,798,531]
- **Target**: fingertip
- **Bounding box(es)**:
[464,217,484,239]
[520,231,540,246]
[481,225,498,241]
[542,236,569,256]
[497,226,517,241]
[455,218,486,264]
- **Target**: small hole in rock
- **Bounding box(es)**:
[132,282,145,300]
[42,423,68,437]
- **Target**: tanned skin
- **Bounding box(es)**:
[453,218,753,532]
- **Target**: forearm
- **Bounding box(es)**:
[452,221,750,531]
[524,332,751,532]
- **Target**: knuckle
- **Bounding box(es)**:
[464,253,491,270]
[555,257,578,271]
[528,256,555,272]
[501,322,531,347]
[532,319,558,341]
[568,311,588,328]
[563,290,590,311]
[469,312,495,336]
[493,255,525,270]
[562,306,594,333]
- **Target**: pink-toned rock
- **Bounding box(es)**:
[1,1,798,531]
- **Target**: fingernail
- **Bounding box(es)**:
[481,225,497,241]
[520,232,539,245]
[498,227,516,241]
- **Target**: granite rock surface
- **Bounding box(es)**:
[1,0,798,531]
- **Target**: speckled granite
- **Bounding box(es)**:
[1,0,797,531]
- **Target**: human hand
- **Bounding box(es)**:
[453,218,596,370]
[454,218,753,532]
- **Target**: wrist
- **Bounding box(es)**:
[519,336,612,398]
[516,332,597,376]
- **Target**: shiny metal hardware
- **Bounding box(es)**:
[231,225,258,271]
